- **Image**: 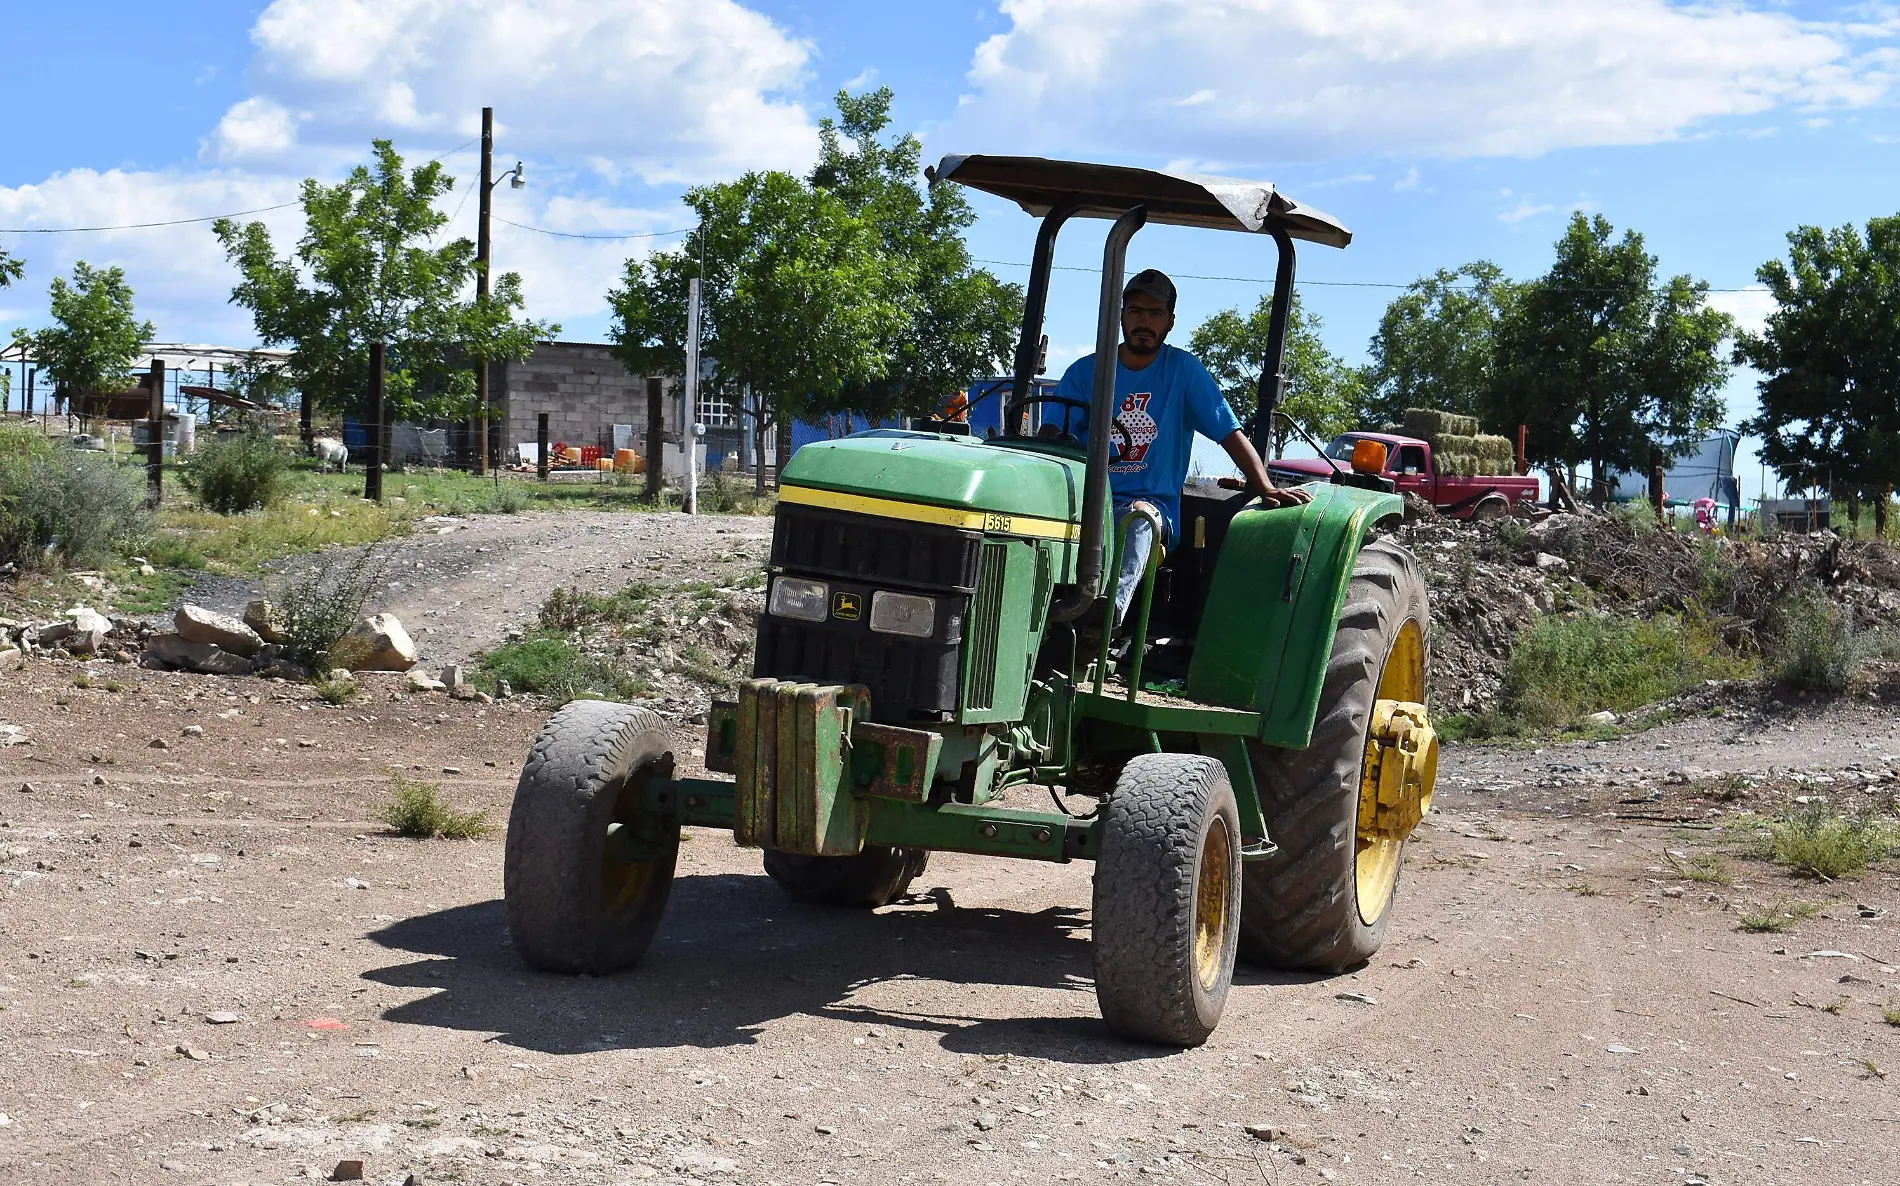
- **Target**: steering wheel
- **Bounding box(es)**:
[1020,393,1094,447]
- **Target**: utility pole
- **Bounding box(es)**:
[475,106,493,477]
[146,358,166,507]
[365,342,386,502]
[683,277,701,515]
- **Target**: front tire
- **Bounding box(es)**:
[1092,753,1242,1047]
[1239,537,1430,972]
[504,701,679,974]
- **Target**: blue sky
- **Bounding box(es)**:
[4,1,1898,499]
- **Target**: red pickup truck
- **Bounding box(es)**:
[1268,432,1540,520]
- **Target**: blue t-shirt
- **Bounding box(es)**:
[1053,343,1241,542]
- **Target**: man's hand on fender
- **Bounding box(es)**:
[1217,475,1313,508]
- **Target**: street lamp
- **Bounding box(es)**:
[474,107,524,477]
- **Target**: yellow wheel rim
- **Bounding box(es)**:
[602,843,658,916]
[1193,815,1233,991]
[602,775,664,918]
[1355,618,1425,925]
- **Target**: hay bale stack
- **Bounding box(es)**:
[1403,408,1480,439]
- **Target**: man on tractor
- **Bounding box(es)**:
[1054,268,1311,626]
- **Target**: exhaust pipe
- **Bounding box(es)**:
[1051,204,1147,624]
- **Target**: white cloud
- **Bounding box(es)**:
[1394,167,1420,191]
[947,0,1900,163]
[0,170,304,342]
[1708,287,1777,338]
[207,97,298,162]
[3,0,824,348]
[242,0,819,183]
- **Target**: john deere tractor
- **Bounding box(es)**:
[502,156,1438,1046]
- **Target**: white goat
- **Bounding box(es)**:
[313,437,349,472]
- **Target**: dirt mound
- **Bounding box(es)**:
[1403,510,1900,712]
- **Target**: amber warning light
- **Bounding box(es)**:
[1351,439,1389,475]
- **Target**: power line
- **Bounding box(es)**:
[0,138,481,236]
[972,257,1770,294]
[0,201,300,234]
[493,217,693,241]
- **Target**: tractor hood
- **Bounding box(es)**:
[780,431,1084,524]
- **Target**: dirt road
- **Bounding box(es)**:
[3,511,1898,1184]
[184,510,773,668]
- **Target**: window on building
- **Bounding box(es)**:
[700,397,737,428]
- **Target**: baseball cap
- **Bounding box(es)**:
[1123,269,1176,312]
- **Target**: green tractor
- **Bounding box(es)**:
[502,156,1439,1046]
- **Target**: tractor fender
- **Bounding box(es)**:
[1185,483,1405,749]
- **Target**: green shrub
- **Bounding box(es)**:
[185,425,290,514]
[476,635,644,702]
[0,425,151,569]
[376,775,492,839]
[1768,805,1899,880]
[1497,611,1753,732]
[488,482,528,514]
[268,546,390,668]
[1770,592,1864,694]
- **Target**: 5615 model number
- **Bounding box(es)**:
[983,513,1013,533]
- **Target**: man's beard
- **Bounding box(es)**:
[1124,330,1161,358]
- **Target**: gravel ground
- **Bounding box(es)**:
[2,511,1897,1184]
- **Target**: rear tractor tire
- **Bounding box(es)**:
[1240,537,1433,972]
[1092,753,1242,1047]
[504,701,680,975]
[763,846,930,908]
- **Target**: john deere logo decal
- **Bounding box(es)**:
[832,592,862,620]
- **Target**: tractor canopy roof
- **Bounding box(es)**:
[929,154,1351,248]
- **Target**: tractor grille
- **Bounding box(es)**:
[770,500,981,591]
[962,542,1009,712]
[755,502,981,723]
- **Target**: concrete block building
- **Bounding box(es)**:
[494,341,749,469]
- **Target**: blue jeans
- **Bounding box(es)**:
[1111,498,1168,627]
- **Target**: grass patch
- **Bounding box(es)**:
[1885,1008,1900,1028]
[158,496,407,574]
[71,672,91,689]
[375,775,493,839]
[1665,851,1734,885]
[475,635,645,703]
[1737,900,1823,933]
[312,674,357,706]
[1765,806,1899,880]
[1467,611,1754,737]
[1564,882,1605,897]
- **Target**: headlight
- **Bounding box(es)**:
[869,591,936,638]
[768,576,829,622]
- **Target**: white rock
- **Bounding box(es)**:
[405,670,445,693]
[146,633,252,676]
[1534,552,1569,574]
[1585,710,1618,726]
[176,604,264,657]
[332,613,417,672]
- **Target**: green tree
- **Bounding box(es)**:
[213,140,552,432]
[1487,213,1731,503]
[0,239,21,289]
[8,261,155,406]
[1188,291,1363,453]
[609,172,910,493]
[807,88,1021,423]
[1736,216,1900,533]
[1362,261,1518,426]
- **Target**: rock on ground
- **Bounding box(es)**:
[176,604,264,657]
[332,613,418,672]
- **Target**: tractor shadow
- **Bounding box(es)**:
[364,872,1197,1063]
